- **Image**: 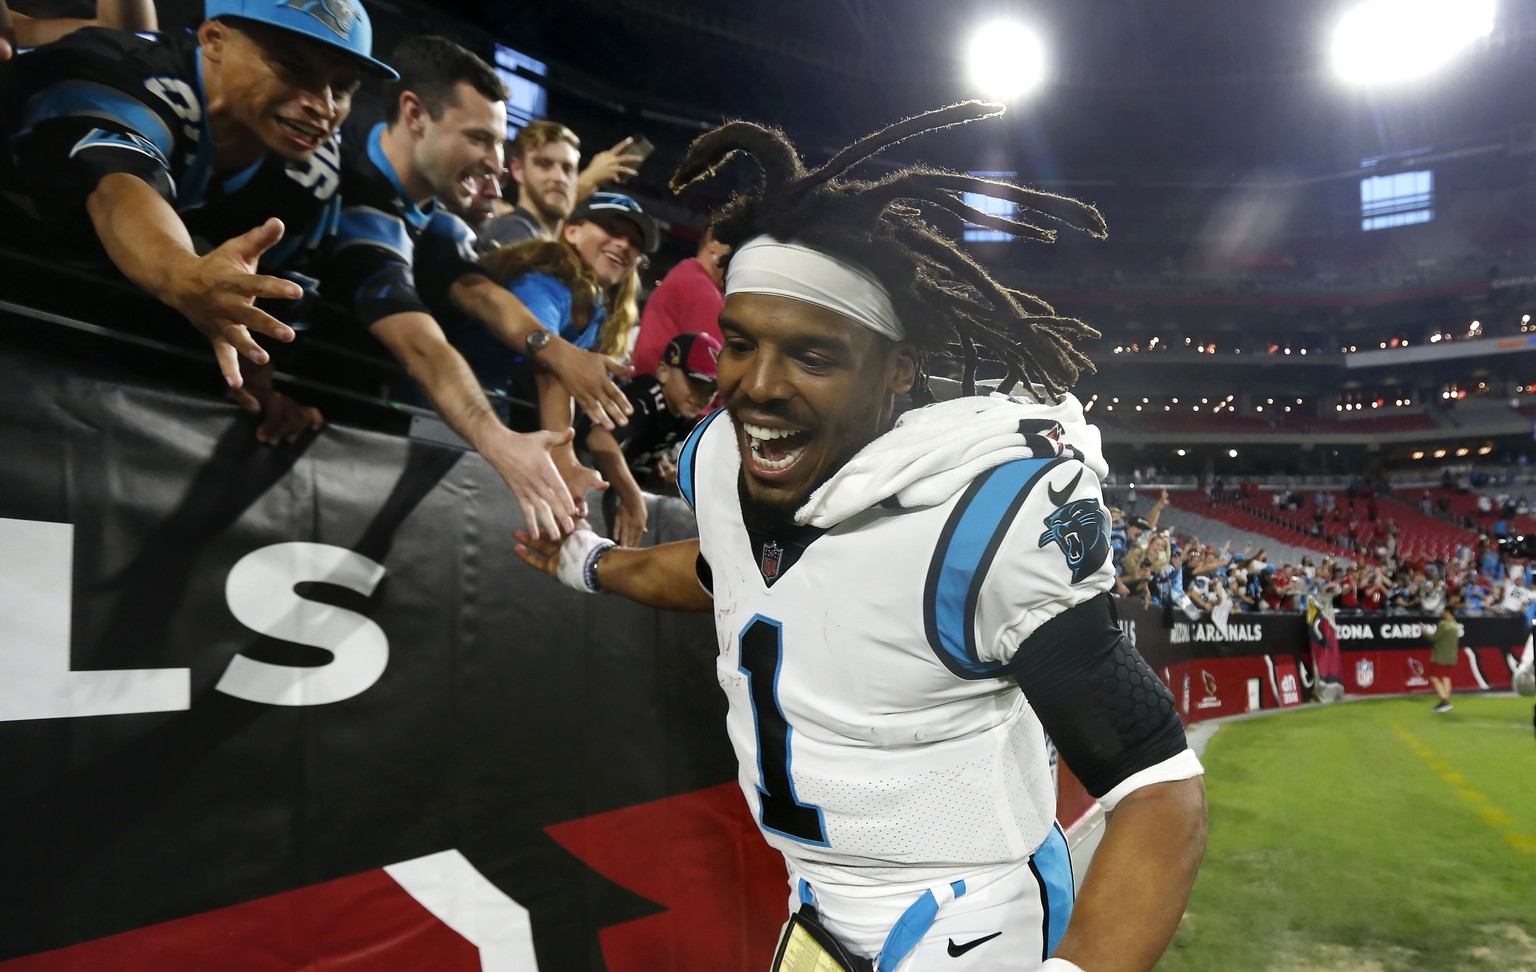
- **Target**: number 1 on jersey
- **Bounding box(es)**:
[738,616,828,845]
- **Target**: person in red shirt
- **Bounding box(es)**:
[630,228,729,376]
[1338,566,1360,609]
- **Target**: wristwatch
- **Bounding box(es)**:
[525,329,552,356]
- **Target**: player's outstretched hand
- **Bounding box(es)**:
[512,529,561,578]
[485,427,580,540]
[166,218,303,389]
[229,384,325,445]
[542,341,633,430]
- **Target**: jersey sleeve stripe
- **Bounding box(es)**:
[924,456,1061,679]
[66,129,167,167]
[425,211,477,248]
[335,207,414,263]
[18,80,175,159]
[677,406,725,511]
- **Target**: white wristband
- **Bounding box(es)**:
[1039,960,1085,972]
[556,529,616,593]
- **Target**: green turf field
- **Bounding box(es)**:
[1158,695,1536,972]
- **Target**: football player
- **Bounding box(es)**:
[517,104,1207,972]
[0,0,394,417]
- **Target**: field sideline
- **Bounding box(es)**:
[1158,695,1536,972]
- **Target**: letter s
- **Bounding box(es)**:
[216,542,387,706]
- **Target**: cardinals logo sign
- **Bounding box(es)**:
[1197,670,1222,710]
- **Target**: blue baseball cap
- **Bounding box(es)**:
[569,192,661,254]
[206,0,398,79]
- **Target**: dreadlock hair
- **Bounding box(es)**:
[670,101,1106,403]
[478,239,639,360]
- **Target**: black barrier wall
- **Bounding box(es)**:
[0,347,788,970]
[1117,600,1527,669]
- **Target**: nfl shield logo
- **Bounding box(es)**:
[760,541,783,580]
[1355,659,1375,688]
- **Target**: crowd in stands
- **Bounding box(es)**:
[0,2,727,542]
[1110,486,1536,626]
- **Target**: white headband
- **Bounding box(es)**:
[723,236,905,341]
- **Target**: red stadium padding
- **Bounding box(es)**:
[0,869,482,972]
[546,783,786,972]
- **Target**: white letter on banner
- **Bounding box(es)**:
[0,518,189,722]
[217,542,387,706]
[384,850,540,971]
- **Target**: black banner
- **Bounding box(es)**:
[0,348,786,970]
[1118,602,1527,668]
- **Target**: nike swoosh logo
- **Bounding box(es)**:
[1046,467,1084,507]
[947,932,1002,957]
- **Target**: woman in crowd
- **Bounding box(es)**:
[452,192,656,431]
[1145,533,1172,574]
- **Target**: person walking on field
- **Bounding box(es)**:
[1426,606,1461,713]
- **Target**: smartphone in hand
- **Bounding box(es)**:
[628,134,656,163]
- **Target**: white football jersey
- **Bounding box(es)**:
[678,407,1114,888]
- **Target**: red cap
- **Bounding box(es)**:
[663,332,721,382]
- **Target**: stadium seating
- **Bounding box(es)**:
[1162,489,1350,559]
[1160,486,1496,564]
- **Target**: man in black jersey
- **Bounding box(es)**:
[0,0,393,403]
[320,36,602,539]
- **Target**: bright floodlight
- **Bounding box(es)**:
[966,20,1047,101]
[1331,0,1495,85]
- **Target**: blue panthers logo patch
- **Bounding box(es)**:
[1038,498,1110,584]
[280,0,358,38]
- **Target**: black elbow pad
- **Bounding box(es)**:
[1009,593,1189,797]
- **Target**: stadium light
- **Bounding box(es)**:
[965,20,1048,101]
[1330,0,1495,86]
